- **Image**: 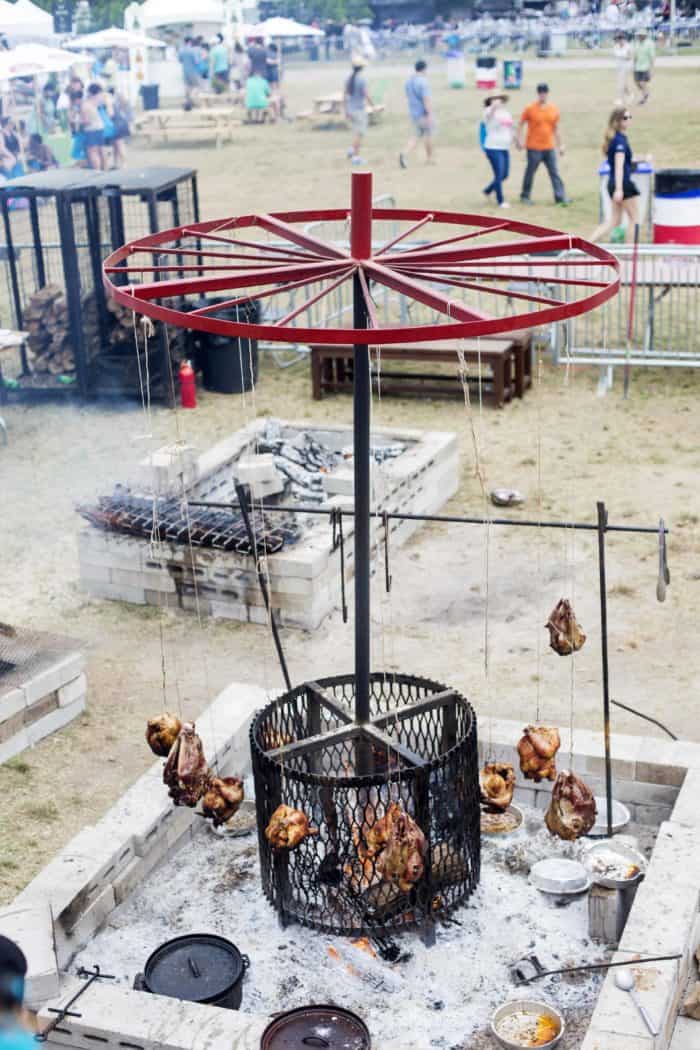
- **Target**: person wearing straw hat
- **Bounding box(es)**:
[344,54,372,166]
[482,91,514,209]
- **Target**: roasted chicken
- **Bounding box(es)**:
[163,721,210,807]
[517,725,561,783]
[480,762,516,812]
[546,599,586,656]
[265,804,317,850]
[545,770,597,840]
[146,713,183,757]
[364,803,427,893]
[201,776,245,827]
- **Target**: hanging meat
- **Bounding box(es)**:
[517,725,561,783]
[546,599,586,656]
[364,802,427,893]
[201,776,245,827]
[480,762,516,812]
[545,770,597,841]
[163,721,210,807]
[265,804,317,850]
[146,713,183,757]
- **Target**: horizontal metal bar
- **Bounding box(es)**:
[305,681,353,725]
[371,690,458,729]
[187,500,666,536]
[363,724,428,769]
[264,723,360,761]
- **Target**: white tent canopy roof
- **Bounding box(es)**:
[250,17,323,37]
[67,27,167,50]
[0,42,86,80]
[1,0,55,40]
[125,0,226,31]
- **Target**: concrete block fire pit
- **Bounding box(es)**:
[3,681,699,1050]
[77,420,459,631]
[0,628,86,765]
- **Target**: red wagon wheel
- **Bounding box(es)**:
[103,179,619,348]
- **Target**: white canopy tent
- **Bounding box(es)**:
[66,28,168,50]
[250,17,323,38]
[1,0,56,44]
[0,42,86,80]
[124,0,226,33]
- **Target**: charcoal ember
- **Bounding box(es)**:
[545,770,597,841]
[163,721,210,807]
[146,713,182,757]
[517,726,561,783]
[480,762,516,812]
[546,599,586,656]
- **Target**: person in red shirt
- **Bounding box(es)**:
[516,83,570,205]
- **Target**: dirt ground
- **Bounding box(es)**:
[1,55,700,903]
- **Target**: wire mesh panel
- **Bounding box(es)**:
[251,673,480,936]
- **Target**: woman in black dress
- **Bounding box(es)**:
[590,105,639,243]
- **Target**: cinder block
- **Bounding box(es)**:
[636,738,686,787]
[0,728,30,765]
[82,580,147,604]
[634,802,674,827]
[77,562,113,585]
[26,695,86,746]
[0,901,59,1007]
[111,567,176,592]
[57,673,87,708]
[22,652,84,706]
[669,740,700,772]
[0,687,26,722]
[112,846,167,906]
[54,884,116,968]
[670,1016,700,1050]
[670,769,700,828]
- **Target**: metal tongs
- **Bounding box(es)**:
[656,517,670,602]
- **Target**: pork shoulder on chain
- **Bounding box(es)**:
[480,762,516,812]
[546,599,586,656]
[365,802,427,893]
[517,725,561,782]
[163,721,210,807]
[545,770,597,840]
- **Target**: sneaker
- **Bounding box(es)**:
[499,201,511,209]
[556,198,572,206]
[483,187,492,198]
[519,197,534,205]
[351,156,364,166]
[399,153,407,169]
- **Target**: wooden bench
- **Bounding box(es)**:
[134,108,240,149]
[296,102,386,130]
[310,334,532,408]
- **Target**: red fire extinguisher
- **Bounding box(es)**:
[179,359,196,409]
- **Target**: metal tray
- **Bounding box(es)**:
[529,858,591,896]
[481,804,524,835]
[490,999,564,1049]
[582,840,647,889]
[587,798,631,837]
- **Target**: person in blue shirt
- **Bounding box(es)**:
[178,36,201,105]
[400,59,434,169]
[590,104,639,242]
[0,936,35,1050]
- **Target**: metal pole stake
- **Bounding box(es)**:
[597,500,614,838]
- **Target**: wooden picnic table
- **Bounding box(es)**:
[297,92,385,128]
[134,107,240,149]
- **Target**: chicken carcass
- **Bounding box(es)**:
[163,721,210,807]
[201,776,245,827]
[364,803,427,893]
[517,725,561,782]
[546,599,586,656]
[146,713,183,757]
[265,804,317,850]
[545,770,597,840]
[480,762,516,812]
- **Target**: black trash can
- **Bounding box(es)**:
[195,299,260,394]
[140,83,160,111]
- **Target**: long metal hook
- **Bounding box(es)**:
[656,517,670,602]
[331,507,348,623]
[383,511,392,593]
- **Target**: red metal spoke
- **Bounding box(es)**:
[129,259,352,302]
[391,264,610,290]
[394,270,565,308]
[274,268,355,326]
[375,221,511,260]
[104,262,299,276]
[376,234,583,270]
[177,227,322,262]
[126,246,326,265]
[188,270,343,317]
[389,256,608,271]
[364,261,490,324]
[376,214,434,255]
[256,214,349,261]
[357,267,379,329]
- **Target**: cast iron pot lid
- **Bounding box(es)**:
[144,933,246,1003]
[261,1005,371,1049]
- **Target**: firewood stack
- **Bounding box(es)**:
[105,295,139,351]
[23,284,74,375]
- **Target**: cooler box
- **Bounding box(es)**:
[503,59,523,89]
[476,55,497,90]
[447,53,466,88]
[653,169,700,245]
[598,160,653,233]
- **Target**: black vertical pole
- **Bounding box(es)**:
[353,272,371,726]
[597,500,614,838]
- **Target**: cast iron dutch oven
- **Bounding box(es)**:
[260,1005,371,1049]
[136,933,249,1010]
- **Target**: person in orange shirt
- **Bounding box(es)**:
[516,83,570,206]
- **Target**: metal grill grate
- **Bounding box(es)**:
[251,673,480,936]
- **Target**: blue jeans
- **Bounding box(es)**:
[484,148,510,205]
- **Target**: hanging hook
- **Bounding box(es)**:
[383,510,392,593]
[656,518,670,602]
[331,508,348,623]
